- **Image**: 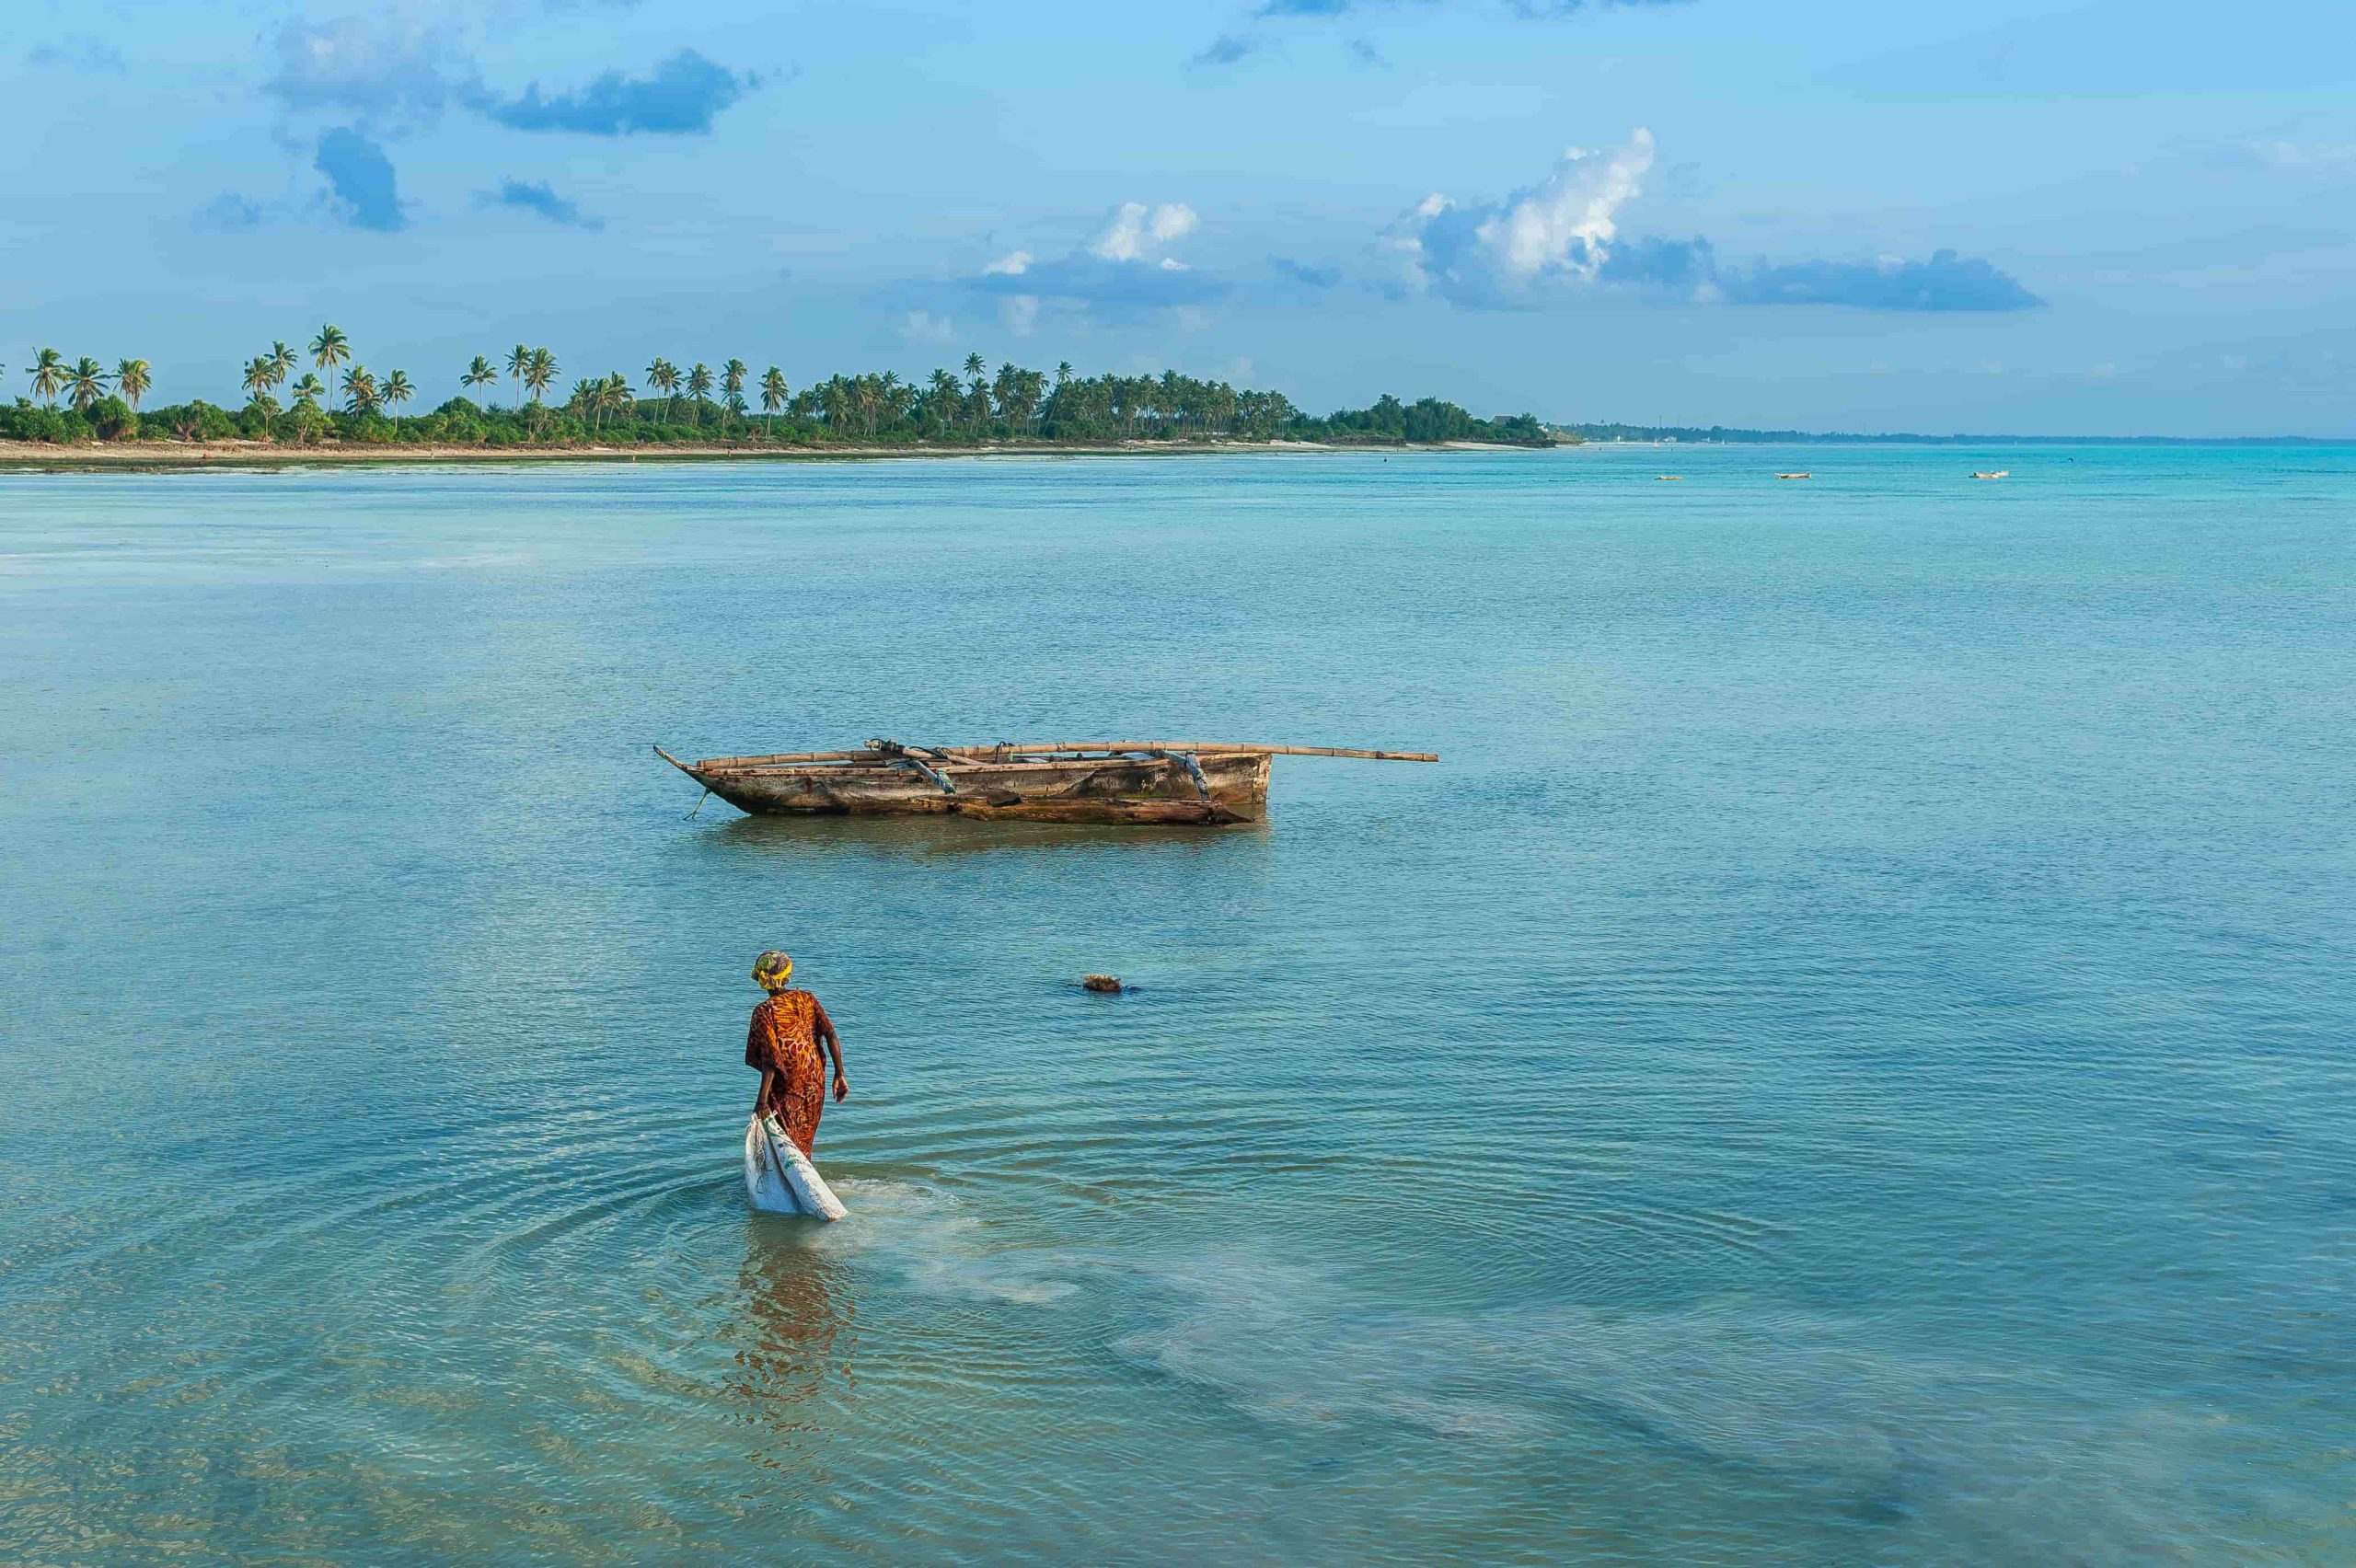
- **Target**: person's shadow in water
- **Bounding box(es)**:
[728,1225,855,1464]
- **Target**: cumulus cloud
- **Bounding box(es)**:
[966,255,1228,319]
[314,127,406,232]
[1592,234,2040,309]
[1392,132,2040,312]
[1725,249,2041,310]
[1089,202,1198,262]
[262,21,753,141]
[952,201,1225,323]
[899,310,957,346]
[1392,129,1655,306]
[266,19,468,123]
[480,49,755,135]
[480,179,602,229]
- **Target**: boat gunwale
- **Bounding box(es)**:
[689,752,1275,779]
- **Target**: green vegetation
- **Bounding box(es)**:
[3,328,1553,453]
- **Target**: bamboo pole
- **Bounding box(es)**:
[978,743,1438,762]
[665,742,1439,770]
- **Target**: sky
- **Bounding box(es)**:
[5,0,2352,435]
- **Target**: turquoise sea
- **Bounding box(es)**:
[3,444,2352,1566]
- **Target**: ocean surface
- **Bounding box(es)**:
[3,444,2352,1567]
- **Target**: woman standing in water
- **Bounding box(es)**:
[746,951,848,1155]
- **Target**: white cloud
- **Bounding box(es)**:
[899,310,956,345]
[949,198,1223,323]
[264,17,472,124]
[1392,128,1654,305]
[1150,202,1198,243]
[1089,202,1198,262]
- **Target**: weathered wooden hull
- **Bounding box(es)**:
[674,750,1275,825]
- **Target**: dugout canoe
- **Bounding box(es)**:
[654,738,1437,825]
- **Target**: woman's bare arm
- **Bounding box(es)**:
[817,1004,848,1101]
[753,1065,776,1116]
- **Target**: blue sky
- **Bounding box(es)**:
[6,0,2351,434]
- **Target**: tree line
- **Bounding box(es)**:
[2,330,1553,449]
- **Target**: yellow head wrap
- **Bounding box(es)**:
[752,951,794,990]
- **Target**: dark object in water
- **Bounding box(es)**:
[653,738,1438,826]
[1082,974,1123,994]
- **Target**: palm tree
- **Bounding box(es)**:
[343,364,378,415]
[61,357,110,412]
[523,348,557,434]
[963,352,988,428]
[115,359,152,410]
[722,358,747,423]
[239,358,279,436]
[461,355,498,402]
[29,348,65,406]
[383,370,414,432]
[927,368,959,432]
[578,374,621,433]
[309,325,351,408]
[268,341,298,389]
[686,363,714,423]
[760,366,787,433]
[291,374,326,410]
[506,344,530,409]
[645,357,679,421]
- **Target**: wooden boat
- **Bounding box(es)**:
[654,739,1437,825]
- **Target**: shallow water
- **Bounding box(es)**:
[3,444,2352,1565]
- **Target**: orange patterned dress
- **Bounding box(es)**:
[746,988,835,1155]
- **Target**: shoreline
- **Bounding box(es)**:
[0,435,1552,472]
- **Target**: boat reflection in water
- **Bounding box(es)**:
[701,805,1274,869]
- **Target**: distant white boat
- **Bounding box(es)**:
[1970,469,2010,479]
[1657,474,1683,481]
[1776,472,1811,479]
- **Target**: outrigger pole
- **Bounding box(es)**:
[668,741,1439,771]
